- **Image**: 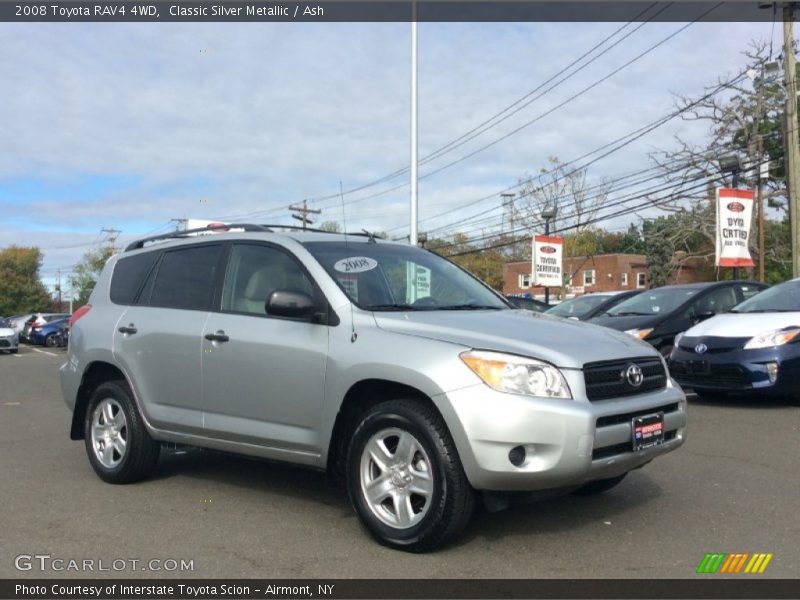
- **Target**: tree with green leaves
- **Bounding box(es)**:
[70,246,114,307]
[0,246,54,315]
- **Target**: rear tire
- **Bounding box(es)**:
[84,380,160,484]
[346,399,474,552]
[572,473,627,495]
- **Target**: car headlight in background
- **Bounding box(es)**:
[743,327,800,349]
[625,328,654,340]
[460,350,572,399]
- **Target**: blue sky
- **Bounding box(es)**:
[0,16,783,297]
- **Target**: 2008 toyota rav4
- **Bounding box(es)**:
[61,225,686,551]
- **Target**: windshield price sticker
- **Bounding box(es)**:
[334,257,378,273]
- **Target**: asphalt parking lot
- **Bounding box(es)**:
[1,345,797,579]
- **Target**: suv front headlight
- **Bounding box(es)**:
[743,327,800,350]
[460,350,572,399]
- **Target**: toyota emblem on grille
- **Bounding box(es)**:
[695,343,707,354]
[624,364,644,387]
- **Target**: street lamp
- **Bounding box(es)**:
[719,154,743,188]
[541,204,558,304]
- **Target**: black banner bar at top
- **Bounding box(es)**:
[3,578,800,600]
[0,1,789,23]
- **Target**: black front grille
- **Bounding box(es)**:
[0,340,9,348]
[670,362,750,389]
[583,356,667,401]
[592,430,678,460]
[595,403,680,428]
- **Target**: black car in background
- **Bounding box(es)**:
[545,290,642,321]
[588,281,768,356]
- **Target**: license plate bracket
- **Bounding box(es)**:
[632,412,665,451]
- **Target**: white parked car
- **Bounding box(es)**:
[0,318,19,354]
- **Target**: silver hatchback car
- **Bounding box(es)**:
[61,225,686,551]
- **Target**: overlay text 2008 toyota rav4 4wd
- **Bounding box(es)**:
[61,225,687,551]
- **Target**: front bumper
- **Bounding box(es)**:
[0,335,18,350]
[669,343,800,395]
[438,380,687,491]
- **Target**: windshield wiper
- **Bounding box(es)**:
[366,303,418,311]
[734,308,797,313]
[609,311,651,316]
[432,304,504,310]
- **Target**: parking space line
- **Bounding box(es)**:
[31,348,59,357]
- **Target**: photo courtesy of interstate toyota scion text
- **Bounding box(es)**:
[61,224,687,551]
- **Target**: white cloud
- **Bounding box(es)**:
[0,19,777,278]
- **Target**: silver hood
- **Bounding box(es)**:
[373,309,658,369]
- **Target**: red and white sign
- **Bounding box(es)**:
[715,188,755,268]
[532,235,563,287]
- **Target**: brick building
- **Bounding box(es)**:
[504,253,647,297]
[504,252,712,297]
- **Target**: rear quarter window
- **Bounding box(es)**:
[110,252,158,305]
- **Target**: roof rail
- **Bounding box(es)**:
[124,224,271,251]
[258,224,372,238]
[124,223,380,252]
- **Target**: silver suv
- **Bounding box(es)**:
[61,225,687,551]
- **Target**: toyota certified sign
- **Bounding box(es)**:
[532,235,563,288]
[715,188,755,268]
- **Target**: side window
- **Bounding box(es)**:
[738,284,764,301]
[149,245,222,310]
[110,252,157,305]
[222,244,315,315]
[694,286,739,315]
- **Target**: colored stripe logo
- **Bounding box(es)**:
[696,553,773,574]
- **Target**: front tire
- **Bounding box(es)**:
[346,399,474,552]
[44,333,58,347]
[84,380,160,484]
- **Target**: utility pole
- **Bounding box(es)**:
[500,193,516,234]
[783,3,800,277]
[289,200,321,230]
[100,228,121,253]
[758,136,767,283]
[410,12,419,246]
[56,269,62,311]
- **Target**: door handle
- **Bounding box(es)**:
[204,331,230,343]
[118,324,137,335]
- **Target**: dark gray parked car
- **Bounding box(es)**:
[61,225,687,551]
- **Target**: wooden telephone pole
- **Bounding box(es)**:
[783,3,800,277]
[289,200,321,230]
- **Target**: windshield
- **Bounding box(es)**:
[0,318,8,328]
[546,294,610,318]
[732,280,798,312]
[606,287,698,316]
[303,241,508,311]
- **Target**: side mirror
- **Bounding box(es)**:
[693,310,715,323]
[266,290,316,319]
